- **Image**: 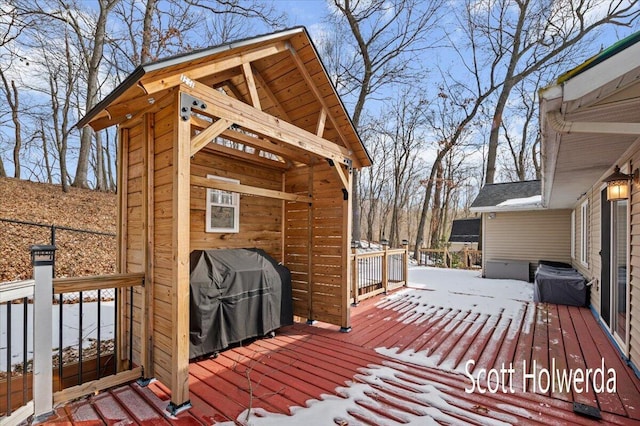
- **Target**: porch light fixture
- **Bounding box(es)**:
[603,165,639,201]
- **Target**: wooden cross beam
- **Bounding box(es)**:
[181,79,353,168]
[190,118,232,156]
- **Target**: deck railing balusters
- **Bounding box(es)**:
[22,297,28,407]
[97,289,101,380]
[351,247,408,304]
[58,294,63,390]
[6,301,12,417]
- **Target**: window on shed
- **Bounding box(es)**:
[206,175,239,233]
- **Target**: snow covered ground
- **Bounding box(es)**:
[0,301,115,370]
[224,266,534,425]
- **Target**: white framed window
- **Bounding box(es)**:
[580,200,588,266]
[570,210,575,260]
[206,175,239,233]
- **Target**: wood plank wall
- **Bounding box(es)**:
[148,98,176,389]
[284,162,348,327]
[120,120,145,370]
[190,150,283,257]
[310,163,347,326]
[284,166,311,319]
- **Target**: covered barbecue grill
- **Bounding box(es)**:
[189,248,293,358]
[534,261,588,307]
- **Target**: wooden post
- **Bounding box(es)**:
[168,91,192,414]
[116,127,129,372]
[143,113,155,379]
[340,166,352,332]
[31,245,55,421]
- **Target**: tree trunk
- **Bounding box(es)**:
[429,160,443,248]
[10,79,21,179]
[94,131,106,190]
[1,71,22,179]
[73,0,118,188]
[414,150,445,258]
[485,78,516,184]
[141,0,157,63]
[40,120,53,183]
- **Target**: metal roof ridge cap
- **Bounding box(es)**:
[143,27,306,73]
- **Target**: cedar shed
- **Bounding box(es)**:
[77,27,371,410]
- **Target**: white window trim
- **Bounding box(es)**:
[206,174,240,233]
[570,210,575,260]
[580,200,588,266]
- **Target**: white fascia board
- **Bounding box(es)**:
[563,41,640,102]
[470,204,545,213]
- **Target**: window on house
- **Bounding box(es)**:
[580,200,588,266]
[206,175,239,233]
[570,210,575,260]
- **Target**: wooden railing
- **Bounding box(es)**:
[418,247,482,269]
[1,267,144,425]
[351,246,409,305]
[51,273,145,405]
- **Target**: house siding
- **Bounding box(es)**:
[629,152,639,370]
[570,149,640,372]
[483,209,572,275]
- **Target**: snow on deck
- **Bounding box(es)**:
[47,266,640,425]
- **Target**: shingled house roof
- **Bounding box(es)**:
[448,218,481,243]
[470,180,542,212]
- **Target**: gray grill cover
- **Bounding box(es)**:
[534,263,587,306]
[189,248,293,358]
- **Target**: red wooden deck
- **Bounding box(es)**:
[44,287,640,425]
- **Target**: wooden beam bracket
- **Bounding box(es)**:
[180,92,207,121]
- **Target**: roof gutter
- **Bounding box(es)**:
[546,110,640,135]
[470,204,544,214]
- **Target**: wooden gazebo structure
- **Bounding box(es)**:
[77,27,371,411]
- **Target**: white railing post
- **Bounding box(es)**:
[31,245,56,421]
[351,241,359,306]
[402,239,409,286]
[381,239,389,294]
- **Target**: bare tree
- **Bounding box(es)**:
[476,0,640,184]
[356,116,391,245]
[499,74,543,181]
[382,93,425,247]
[413,60,499,258]
[0,3,32,178]
[0,70,22,178]
[326,0,444,244]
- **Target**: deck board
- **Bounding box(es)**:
[46,285,640,425]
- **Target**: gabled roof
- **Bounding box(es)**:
[540,30,640,208]
[448,218,481,243]
[470,180,542,212]
[77,27,371,168]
